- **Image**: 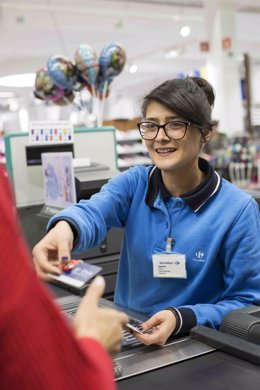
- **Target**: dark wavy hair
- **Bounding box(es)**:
[141,76,217,140]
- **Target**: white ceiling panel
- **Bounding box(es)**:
[0,0,259,105]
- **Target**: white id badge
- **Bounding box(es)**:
[152,253,187,278]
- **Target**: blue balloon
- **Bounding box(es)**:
[99,42,126,79]
[74,44,99,86]
[47,55,79,91]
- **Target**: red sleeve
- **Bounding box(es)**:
[0,165,116,390]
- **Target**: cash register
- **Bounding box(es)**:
[25,143,122,299]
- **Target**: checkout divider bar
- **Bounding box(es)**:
[190,325,260,366]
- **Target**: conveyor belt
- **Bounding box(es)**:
[56,293,260,387]
[56,295,215,380]
[117,350,260,390]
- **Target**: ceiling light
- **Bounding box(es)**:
[180,26,191,37]
[0,91,16,98]
[0,73,36,88]
[129,64,138,74]
[9,100,19,112]
[165,49,181,59]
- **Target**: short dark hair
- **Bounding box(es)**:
[141,76,216,137]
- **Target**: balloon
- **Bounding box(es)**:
[34,90,45,100]
[47,55,80,91]
[74,44,99,87]
[52,91,75,106]
[99,42,126,79]
[34,67,66,102]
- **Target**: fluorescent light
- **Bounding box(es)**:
[165,49,180,59]
[0,91,16,98]
[9,100,19,111]
[0,73,36,87]
[180,26,191,37]
[129,64,138,74]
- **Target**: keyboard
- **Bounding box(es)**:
[56,295,145,351]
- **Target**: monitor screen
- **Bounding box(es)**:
[26,143,74,166]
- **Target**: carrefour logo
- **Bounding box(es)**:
[195,251,204,259]
[193,251,206,262]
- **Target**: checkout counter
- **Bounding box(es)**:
[6,128,260,389]
[6,127,123,298]
[53,287,260,390]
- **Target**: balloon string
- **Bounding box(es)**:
[63,96,72,105]
[102,80,108,101]
[97,98,102,127]
[71,92,90,128]
[98,80,108,127]
[92,95,99,126]
[91,84,97,100]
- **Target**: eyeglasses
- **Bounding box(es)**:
[137,120,191,140]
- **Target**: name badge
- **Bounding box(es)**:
[152,253,187,278]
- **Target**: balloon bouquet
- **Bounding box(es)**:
[34,42,126,126]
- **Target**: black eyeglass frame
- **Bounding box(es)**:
[137,120,192,141]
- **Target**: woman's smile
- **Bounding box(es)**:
[155,147,177,156]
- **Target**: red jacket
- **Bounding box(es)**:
[0,164,116,390]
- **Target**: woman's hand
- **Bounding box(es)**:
[32,220,74,280]
[134,310,177,346]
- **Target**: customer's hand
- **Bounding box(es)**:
[32,220,74,280]
[134,310,176,346]
[73,276,129,357]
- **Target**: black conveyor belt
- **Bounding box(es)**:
[117,350,260,390]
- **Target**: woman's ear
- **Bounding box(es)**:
[205,133,211,142]
[202,130,212,143]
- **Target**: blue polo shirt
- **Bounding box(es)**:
[49,158,260,334]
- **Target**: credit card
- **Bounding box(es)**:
[125,323,144,335]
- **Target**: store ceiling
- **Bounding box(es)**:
[0,0,260,101]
